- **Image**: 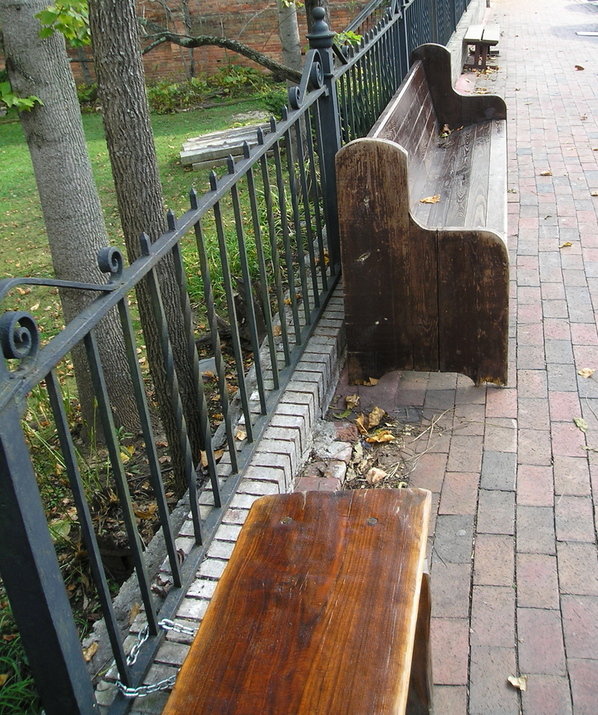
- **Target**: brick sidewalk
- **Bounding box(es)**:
[297,0,598,712]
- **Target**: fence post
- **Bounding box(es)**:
[0,401,98,714]
[307,8,342,271]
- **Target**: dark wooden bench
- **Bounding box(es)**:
[464,24,500,69]
[164,489,433,714]
[337,43,508,386]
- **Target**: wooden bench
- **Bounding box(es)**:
[337,43,508,386]
[464,24,500,69]
[164,489,433,714]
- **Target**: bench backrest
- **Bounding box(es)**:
[370,61,437,168]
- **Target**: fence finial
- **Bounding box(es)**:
[307,7,335,49]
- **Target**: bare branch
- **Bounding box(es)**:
[138,19,302,83]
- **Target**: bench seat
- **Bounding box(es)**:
[337,43,508,386]
[164,489,433,714]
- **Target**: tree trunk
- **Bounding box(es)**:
[277,0,302,73]
[0,0,139,436]
[89,0,204,492]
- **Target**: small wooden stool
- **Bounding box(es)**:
[464,24,500,69]
[164,489,433,714]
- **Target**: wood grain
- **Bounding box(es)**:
[164,489,432,715]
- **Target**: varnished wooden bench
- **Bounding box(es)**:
[464,24,500,70]
[164,489,433,714]
[337,43,508,386]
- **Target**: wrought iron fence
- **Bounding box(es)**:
[0,0,474,711]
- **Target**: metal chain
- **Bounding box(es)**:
[115,619,197,698]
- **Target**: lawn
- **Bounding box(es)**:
[0,95,271,283]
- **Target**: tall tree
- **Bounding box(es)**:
[0,0,139,434]
[88,0,204,490]
[277,0,302,73]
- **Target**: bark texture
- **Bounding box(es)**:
[89,0,204,491]
[0,0,139,434]
[277,0,302,73]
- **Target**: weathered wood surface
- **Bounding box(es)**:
[338,43,508,386]
[164,489,432,715]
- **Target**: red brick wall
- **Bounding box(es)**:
[69,0,367,84]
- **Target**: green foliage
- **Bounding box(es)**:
[334,30,363,47]
[260,87,288,119]
[146,66,277,115]
[0,72,42,113]
[75,82,98,113]
[0,595,40,713]
[36,1,90,47]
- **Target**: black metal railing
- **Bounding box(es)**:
[0,0,474,711]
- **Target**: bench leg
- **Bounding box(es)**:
[407,572,433,714]
[473,43,481,68]
[480,44,489,70]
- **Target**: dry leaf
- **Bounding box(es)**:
[367,406,386,429]
[575,64,585,70]
[578,368,596,379]
[365,467,387,485]
[214,449,225,462]
[234,428,247,441]
[134,503,158,520]
[419,194,441,204]
[573,417,588,433]
[539,170,552,176]
[559,241,573,249]
[355,413,369,435]
[200,450,209,468]
[272,324,282,337]
[507,674,528,691]
[83,641,99,663]
[361,376,379,386]
[366,429,395,444]
[128,602,141,626]
[345,394,360,410]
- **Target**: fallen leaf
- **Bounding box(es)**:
[332,409,352,419]
[361,376,379,386]
[355,413,369,435]
[573,417,588,433]
[366,429,395,444]
[591,191,598,197]
[507,674,528,691]
[272,325,282,337]
[0,673,9,686]
[234,428,247,441]
[575,64,585,70]
[578,368,596,379]
[367,406,386,429]
[200,450,208,468]
[559,241,573,249]
[83,641,99,663]
[214,449,224,462]
[134,503,157,520]
[539,170,552,176]
[345,394,360,410]
[419,194,441,204]
[128,602,141,626]
[365,467,386,485]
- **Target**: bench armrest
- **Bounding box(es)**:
[411,43,507,126]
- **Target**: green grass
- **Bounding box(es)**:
[0,94,271,282]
